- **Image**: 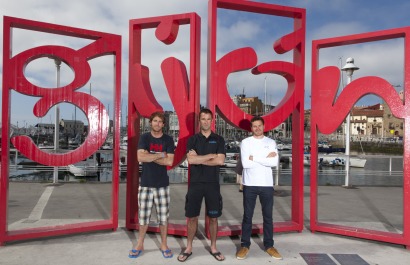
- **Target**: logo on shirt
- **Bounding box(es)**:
[150,143,163,152]
[209,140,217,144]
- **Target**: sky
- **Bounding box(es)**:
[1,0,410,127]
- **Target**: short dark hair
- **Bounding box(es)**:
[149,111,165,124]
[251,116,264,125]
[199,108,213,119]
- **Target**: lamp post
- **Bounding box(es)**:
[264,76,267,115]
[341,57,359,187]
[51,58,61,184]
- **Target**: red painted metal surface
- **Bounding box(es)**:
[0,16,121,245]
[207,0,305,237]
[311,27,410,248]
[3,0,406,251]
[217,222,302,237]
[127,13,200,236]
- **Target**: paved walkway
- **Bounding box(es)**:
[1,183,409,265]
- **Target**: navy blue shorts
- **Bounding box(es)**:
[185,182,223,218]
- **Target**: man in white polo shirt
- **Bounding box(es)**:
[236,116,282,260]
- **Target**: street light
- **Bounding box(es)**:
[341,57,359,188]
[264,76,267,115]
[50,58,61,184]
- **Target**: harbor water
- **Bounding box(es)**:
[8,151,404,187]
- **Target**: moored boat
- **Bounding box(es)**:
[289,154,367,168]
[68,154,98,177]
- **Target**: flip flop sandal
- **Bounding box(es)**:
[210,251,225,261]
[161,249,174,258]
[177,252,192,262]
[128,249,143,258]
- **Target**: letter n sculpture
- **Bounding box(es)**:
[311,28,410,249]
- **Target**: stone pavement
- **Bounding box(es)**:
[0,182,409,265]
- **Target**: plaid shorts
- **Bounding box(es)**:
[138,186,170,226]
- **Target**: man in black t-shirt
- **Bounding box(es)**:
[128,111,175,259]
[177,108,226,262]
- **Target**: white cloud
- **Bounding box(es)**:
[310,22,369,41]
[218,20,262,49]
[2,0,410,125]
[1,0,209,125]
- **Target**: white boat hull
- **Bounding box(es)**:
[68,164,98,177]
[68,154,98,177]
[289,154,366,168]
[288,156,312,166]
[320,155,366,168]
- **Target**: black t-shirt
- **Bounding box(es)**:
[186,132,226,183]
[138,132,175,188]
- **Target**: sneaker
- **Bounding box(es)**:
[236,247,249,260]
[266,247,282,260]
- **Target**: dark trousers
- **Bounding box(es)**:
[240,185,274,249]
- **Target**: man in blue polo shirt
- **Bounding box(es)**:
[177,108,226,262]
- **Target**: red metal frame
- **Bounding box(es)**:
[311,27,410,249]
[5,0,407,250]
[0,16,121,245]
[126,13,200,236]
[207,0,305,237]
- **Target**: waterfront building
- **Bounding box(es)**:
[303,101,403,141]
[59,119,84,136]
[382,102,404,137]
